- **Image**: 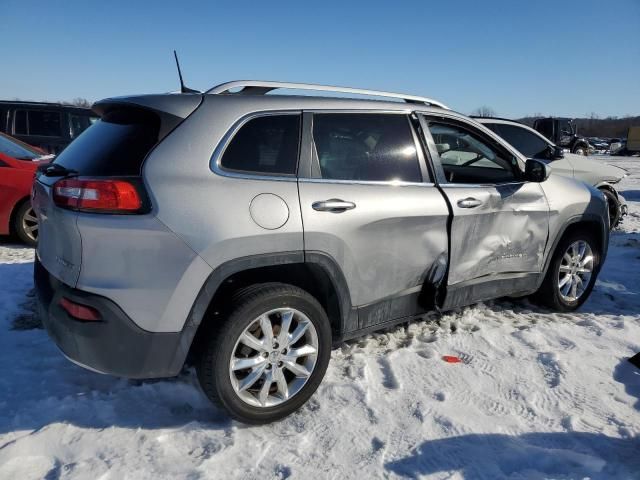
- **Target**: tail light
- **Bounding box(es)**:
[53,178,145,213]
[59,297,101,321]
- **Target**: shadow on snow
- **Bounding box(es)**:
[385,432,640,479]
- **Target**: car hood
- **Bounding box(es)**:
[564,153,626,182]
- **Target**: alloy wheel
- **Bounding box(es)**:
[229,308,319,408]
[557,240,593,302]
[21,207,38,242]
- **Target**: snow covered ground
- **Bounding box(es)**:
[0,156,639,480]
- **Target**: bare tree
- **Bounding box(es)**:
[471,106,497,117]
[70,97,91,107]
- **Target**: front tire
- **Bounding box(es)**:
[573,146,587,156]
[196,283,332,424]
[13,201,38,247]
[601,188,621,230]
[533,231,600,312]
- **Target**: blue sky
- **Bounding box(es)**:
[2,0,638,118]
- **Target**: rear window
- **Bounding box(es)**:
[53,109,159,176]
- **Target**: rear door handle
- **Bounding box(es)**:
[312,199,356,212]
[457,197,483,208]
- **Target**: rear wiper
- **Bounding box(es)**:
[38,163,78,177]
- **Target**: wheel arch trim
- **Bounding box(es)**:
[537,213,609,290]
[172,250,354,371]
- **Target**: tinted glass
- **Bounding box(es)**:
[486,123,550,159]
[28,110,62,136]
[0,132,41,160]
[14,110,27,135]
[53,109,159,176]
[312,114,422,182]
[429,122,519,184]
[0,108,7,132]
[221,115,300,175]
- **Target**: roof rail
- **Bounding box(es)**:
[206,80,449,109]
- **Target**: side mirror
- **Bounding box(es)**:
[525,159,551,182]
[552,146,564,159]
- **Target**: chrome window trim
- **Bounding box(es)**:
[308,110,426,185]
[305,109,412,115]
[415,110,528,170]
[299,177,435,187]
[211,109,439,187]
[210,110,302,182]
[441,181,527,189]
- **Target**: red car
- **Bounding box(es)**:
[0,133,52,246]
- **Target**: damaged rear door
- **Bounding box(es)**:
[419,115,549,308]
[298,112,449,333]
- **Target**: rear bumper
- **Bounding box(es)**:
[35,257,188,379]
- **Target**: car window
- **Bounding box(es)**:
[27,110,62,137]
[14,110,27,135]
[53,108,159,176]
[428,122,519,184]
[312,113,422,182]
[558,119,573,135]
[221,114,300,175]
[0,132,41,160]
[485,123,550,159]
[70,114,95,139]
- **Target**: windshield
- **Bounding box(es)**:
[0,132,41,160]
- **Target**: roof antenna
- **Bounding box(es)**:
[173,50,199,93]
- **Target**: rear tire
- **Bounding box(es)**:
[196,283,332,424]
[13,201,38,247]
[532,231,600,312]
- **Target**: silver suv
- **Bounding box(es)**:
[33,81,609,423]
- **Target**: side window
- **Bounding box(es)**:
[312,113,422,182]
[428,122,519,184]
[70,114,93,139]
[221,114,300,175]
[486,123,550,159]
[14,110,27,135]
[0,108,7,132]
[27,110,62,137]
[535,119,553,140]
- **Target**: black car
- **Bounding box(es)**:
[0,101,98,154]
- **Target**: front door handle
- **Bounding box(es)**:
[457,197,483,208]
[312,199,356,213]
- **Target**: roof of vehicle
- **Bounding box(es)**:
[98,93,463,123]
[475,116,557,148]
[0,100,94,112]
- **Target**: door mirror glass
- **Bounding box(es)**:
[525,159,551,182]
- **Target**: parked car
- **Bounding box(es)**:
[476,117,627,228]
[612,127,640,156]
[0,101,98,154]
[0,133,53,245]
[587,137,610,153]
[34,81,609,424]
[532,117,592,155]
